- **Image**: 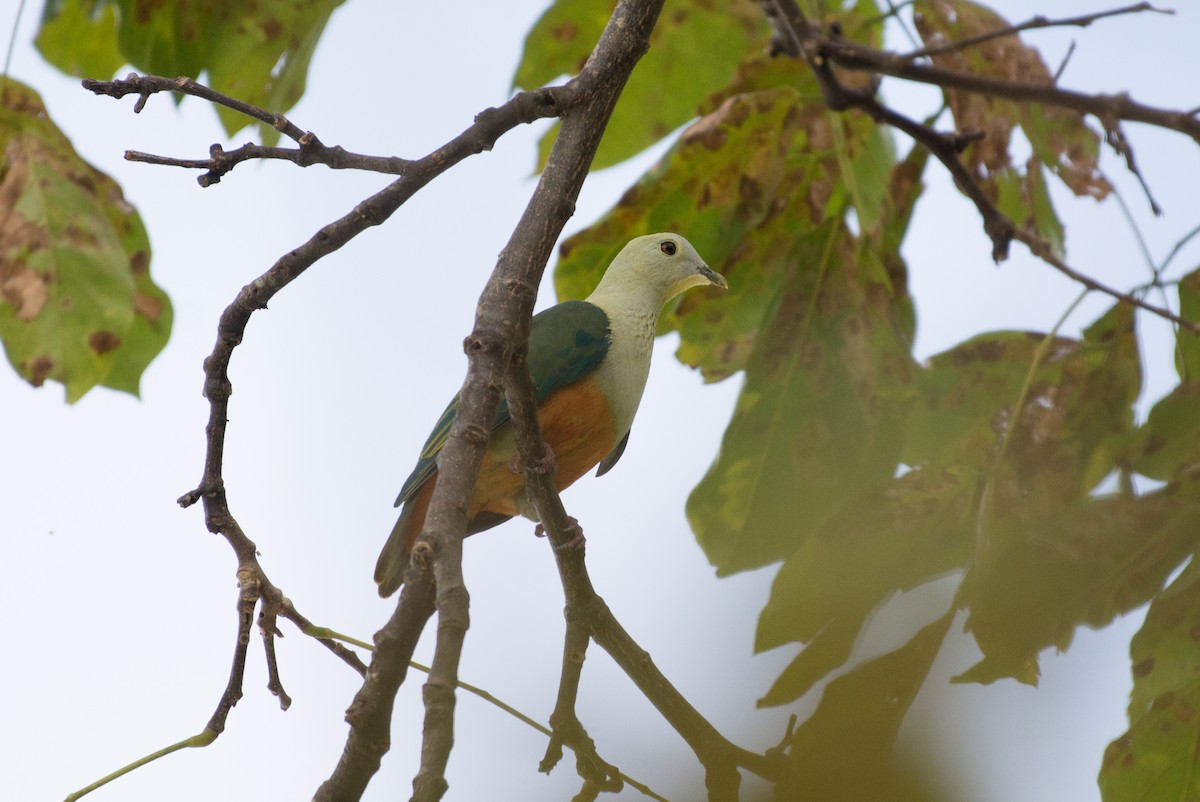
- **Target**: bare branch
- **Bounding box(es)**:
[284,602,370,677]
[84,73,317,144]
[124,141,409,187]
[763,0,1200,329]
[406,2,670,797]
[312,575,438,802]
[826,35,1200,144]
[85,72,564,184]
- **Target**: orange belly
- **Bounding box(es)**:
[471,377,617,519]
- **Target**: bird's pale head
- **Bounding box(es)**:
[592,233,727,306]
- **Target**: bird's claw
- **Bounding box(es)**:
[508,442,558,476]
[535,516,585,550]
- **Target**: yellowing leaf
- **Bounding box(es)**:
[0,79,169,401]
[914,0,1110,214]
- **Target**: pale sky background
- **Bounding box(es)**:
[4,1,1200,801]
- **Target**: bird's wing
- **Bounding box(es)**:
[395,300,611,505]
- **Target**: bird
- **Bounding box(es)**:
[375,233,726,596]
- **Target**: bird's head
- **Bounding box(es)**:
[593,233,727,306]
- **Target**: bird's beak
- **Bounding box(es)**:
[699,264,728,290]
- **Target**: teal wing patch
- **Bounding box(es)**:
[395,300,611,505]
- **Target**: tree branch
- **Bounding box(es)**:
[763,0,1200,331]
[84,73,313,138]
[504,347,781,801]
[404,2,669,798]
[822,29,1200,144]
[84,73,564,184]
[68,56,572,802]
[123,141,408,187]
[312,575,438,802]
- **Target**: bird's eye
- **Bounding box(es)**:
[659,241,677,256]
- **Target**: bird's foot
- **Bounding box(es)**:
[508,442,558,476]
[535,516,585,550]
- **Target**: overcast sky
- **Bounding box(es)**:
[5,2,1200,801]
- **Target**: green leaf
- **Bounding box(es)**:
[847,122,895,235]
[206,0,343,140]
[0,79,170,401]
[36,0,126,79]
[776,611,954,799]
[1176,265,1200,381]
[512,0,610,91]
[1027,160,1064,258]
[956,483,1199,686]
[88,0,344,138]
[516,0,769,171]
[1020,99,1111,200]
[1101,556,1200,801]
[755,466,972,702]
[953,305,1146,683]
[1131,381,1200,482]
[687,221,918,575]
[112,0,209,79]
[904,330,1077,468]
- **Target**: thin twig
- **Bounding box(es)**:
[84,73,312,143]
[1052,41,1077,84]
[903,3,1167,61]
[824,36,1200,144]
[124,141,409,186]
[1014,227,1200,333]
[1101,119,1164,215]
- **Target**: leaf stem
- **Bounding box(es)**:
[63,729,217,802]
[1,0,27,79]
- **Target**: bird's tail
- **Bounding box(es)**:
[374,480,435,597]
